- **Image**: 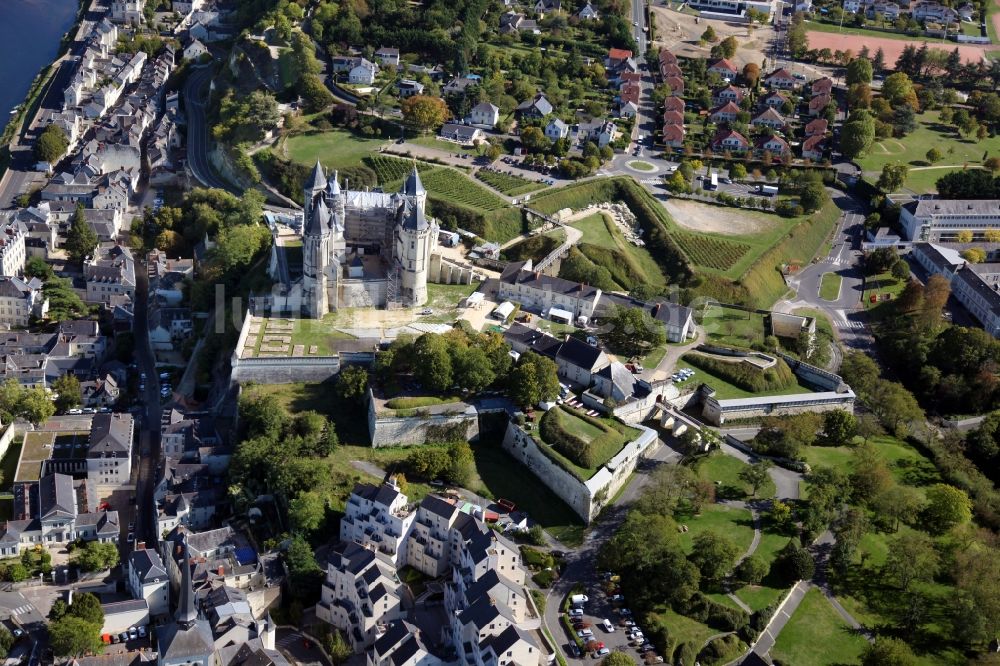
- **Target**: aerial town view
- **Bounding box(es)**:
[0,0,1000,664]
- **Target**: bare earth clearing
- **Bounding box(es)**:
[806,31,993,64]
[650,5,774,68]
[663,198,777,235]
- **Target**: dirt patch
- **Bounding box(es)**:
[650,5,775,68]
[663,198,776,235]
[806,31,993,66]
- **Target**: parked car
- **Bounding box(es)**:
[566,644,580,658]
[137,626,147,638]
[594,647,610,658]
[578,629,594,639]
[601,619,615,632]
[571,594,589,605]
[569,608,584,618]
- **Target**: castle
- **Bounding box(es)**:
[300,161,438,317]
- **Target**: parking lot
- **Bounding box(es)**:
[562,574,665,663]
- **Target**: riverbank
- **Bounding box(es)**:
[0,0,89,181]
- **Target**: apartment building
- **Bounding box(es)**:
[901,199,1000,241]
[340,482,415,566]
[497,261,602,321]
[127,547,170,617]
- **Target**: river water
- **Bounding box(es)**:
[0,0,79,132]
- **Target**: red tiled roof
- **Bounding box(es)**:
[663,76,684,92]
[711,128,749,146]
[811,77,833,95]
[608,48,633,61]
[805,118,829,135]
[663,97,685,112]
[711,101,741,116]
[809,93,832,110]
[660,63,683,78]
[766,68,795,81]
[662,110,684,125]
[659,50,678,64]
[662,123,685,141]
[803,134,826,152]
[709,58,737,73]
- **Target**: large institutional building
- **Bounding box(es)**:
[300,162,438,317]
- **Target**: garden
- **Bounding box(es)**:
[538,406,641,480]
[474,169,547,197]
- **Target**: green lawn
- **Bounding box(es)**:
[734,582,787,612]
[858,111,1000,193]
[862,271,906,313]
[0,441,21,492]
[694,451,776,499]
[284,129,388,169]
[772,588,870,666]
[538,407,641,480]
[819,272,842,301]
[646,607,720,653]
[989,0,1000,43]
[676,503,756,557]
[680,354,814,401]
[627,160,657,172]
[801,436,939,486]
[640,344,668,368]
[384,395,463,410]
[698,304,767,348]
[572,213,618,247]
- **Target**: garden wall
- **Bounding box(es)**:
[366,389,479,447]
[501,420,658,523]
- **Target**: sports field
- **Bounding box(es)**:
[806,29,995,66]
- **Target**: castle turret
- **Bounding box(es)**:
[395,203,437,306]
[304,160,326,221]
[401,166,426,213]
[302,193,332,317]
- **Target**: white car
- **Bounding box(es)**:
[601,619,615,632]
[577,629,594,639]
[569,608,584,618]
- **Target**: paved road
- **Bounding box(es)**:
[133,257,163,550]
[183,65,238,193]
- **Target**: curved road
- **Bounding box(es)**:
[183,64,238,193]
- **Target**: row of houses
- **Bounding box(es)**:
[325,481,545,665]
[842,0,968,23]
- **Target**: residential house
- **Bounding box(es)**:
[0,277,47,327]
[128,547,170,617]
[0,473,119,556]
[711,128,750,153]
[0,219,27,277]
[756,134,791,158]
[544,118,569,140]
[367,621,441,666]
[87,412,135,487]
[663,96,685,114]
[810,77,833,97]
[148,307,194,352]
[85,243,136,304]
[443,76,479,96]
[763,91,789,110]
[81,374,120,409]
[650,300,695,342]
[395,79,424,98]
[659,62,683,79]
[515,94,553,119]
[348,59,379,85]
[713,85,744,106]
[843,0,863,11]
[808,93,833,116]
[662,123,686,149]
[764,68,798,90]
[317,541,407,650]
[618,100,639,119]
[662,76,685,97]
[497,260,602,320]
[708,58,738,81]
[110,0,145,24]
[710,101,741,124]
[467,102,500,127]
[534,0,562,14]
[804,117,829,137]
[577,2,600,19]
[500,12,539,33]
[913,1,956,21]
[183,39,209,61]
[340,481,415,566]
[374,47,400,67]
[661,110,684,126]
[605,48,633,69]
[751,107,786,130]
[801,135,827,161]
[577,119,617,147]
[438,123,485,145]
[869,1,901,18]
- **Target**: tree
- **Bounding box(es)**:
[876,484,924,531]
[922,483,972,534]
[701,25,718,42]
[742,63,760,87]
[24,256,53,280]
[72,541,120,571]
[508,354,560,407]
[885,531,938,591]
[799,181,828,213]
[848,83,872,110]
[877,162,909,193]
[285,533,324,603]
[688,531,739,582]
[962,248,987,263]
[603,305,666,356]
[35,124,69,163]
[49,615,104,657]
[861,638,917,666]
[717,36,738,59]
[452,345,495,393]
[51,373,82,413]
[841,112,876,158]
[735,555,769,585]
[413,333,453,393]
[65,203,98,266]
[985,156,1000,174]
[919,274,952,330]
[67,592,104,626]
[882,72,916,108]
[401,95,449,134]
[520,126,551,153]
[298,73,334,113]
[336,365,368,403]
[846,57,873,85]
[665,170,690,194]
[738,460,773,498]
[289,491,326,533]
[447,441,476,487]
[775,539,815,582]
[891,259,911,280]
[601,654,635,666]
[926,147,943,164]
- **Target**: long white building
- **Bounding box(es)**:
[900,199,1000,242]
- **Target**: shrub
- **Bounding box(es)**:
[519,546,555,570]
[539,407,597,469]
[532,569,556,588]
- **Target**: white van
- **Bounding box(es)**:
[601,619,615,632]
[570,594,589,605]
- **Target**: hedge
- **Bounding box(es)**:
[677,592,749,632]
[683,352,797,394]
[540,407,596,469]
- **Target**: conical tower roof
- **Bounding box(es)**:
[176,539,198,629]
[402,165,425,197]
[325,170,341,196]
[307,160,326,192]
[305,193,331,236]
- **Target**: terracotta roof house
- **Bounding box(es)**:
[808,93,832,116]
[804,118,829,136]
[662,123,686,148]
[661,110,684,125]
[659,49,678,66]
[802,135,827,160]
[711,128,750,152]
[713,85,744,106]
[709,101,741,123]
[606,48,633,68]
[663,96,685,113]
[756,134,790,157]
[763,91,789,109]
[751,107,786,130]
[708,58,738,80]
[764,68,797,90]
[810,77,833,97]
[662,76,685,96]
[660,62,683,79]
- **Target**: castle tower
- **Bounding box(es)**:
[401,166,426,213]
[325,170,346,262]
[303,160,326,223]
[302,193,332,318]
[395,204,437,306]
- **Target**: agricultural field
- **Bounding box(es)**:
[419,168,509,212]
[858,110,1000,194]
[363,155,435,184]
[475,169,547,197]
[674,231,751,272]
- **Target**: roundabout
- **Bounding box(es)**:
[625,160,658,173]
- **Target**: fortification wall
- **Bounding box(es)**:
[366,389,479,447]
